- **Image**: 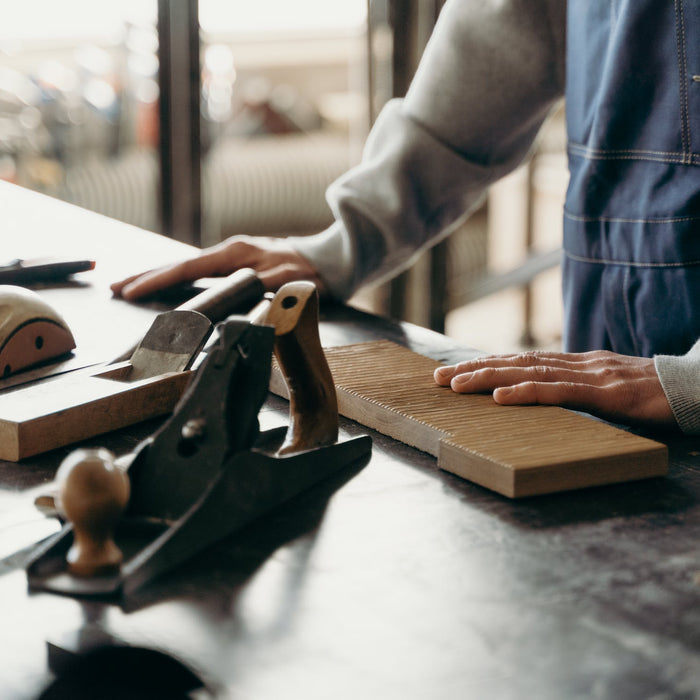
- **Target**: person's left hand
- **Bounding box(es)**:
[111,235,324,301]
[434,349,677,428]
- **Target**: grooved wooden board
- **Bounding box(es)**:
[269,340,668,498]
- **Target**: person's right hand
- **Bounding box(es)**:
[110,235,324,300]
[434,349,676,428]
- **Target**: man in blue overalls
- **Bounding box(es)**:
[564,0,700,357]
[113,0,700,433]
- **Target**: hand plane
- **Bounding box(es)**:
[0,285,76,378]
[0,268,267,461]
[26,282,371,597]
[0,266,264,392]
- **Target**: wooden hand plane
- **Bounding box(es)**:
[26,282,371,598]
[0,268,267,460]
[0,285,76,378]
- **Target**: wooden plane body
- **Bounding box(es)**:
[0,285,76,378]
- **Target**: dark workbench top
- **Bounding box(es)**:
[1,182,699,699]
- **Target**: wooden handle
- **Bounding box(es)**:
[55,448,130,577]
[177,267,265,322]
[264,281,338,455]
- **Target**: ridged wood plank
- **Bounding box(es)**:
[270,340,668,498]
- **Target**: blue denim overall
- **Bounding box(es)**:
[563,0,700,356]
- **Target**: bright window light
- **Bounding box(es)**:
[0,1,366,44]
[0,1,156,43]
[199,0,367,35]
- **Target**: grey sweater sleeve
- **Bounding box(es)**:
[655,341,700,434]
[288,0,566,300]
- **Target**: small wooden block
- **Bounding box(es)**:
[0,363,192,461]
[269,340,668,498]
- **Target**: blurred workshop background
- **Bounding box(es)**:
[0,0,567,354]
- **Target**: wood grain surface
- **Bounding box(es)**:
[270,340,668,497]
[0,364,191,461]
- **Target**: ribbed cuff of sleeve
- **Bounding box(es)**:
[287,223,355,301]
[655,349,700,434]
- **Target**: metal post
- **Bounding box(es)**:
[388,0,445,326]
[157,0,201,245]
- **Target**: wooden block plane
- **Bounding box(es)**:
[269,340,668,498]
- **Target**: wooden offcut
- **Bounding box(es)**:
[0,363,191,461]
[269,340,668,498]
